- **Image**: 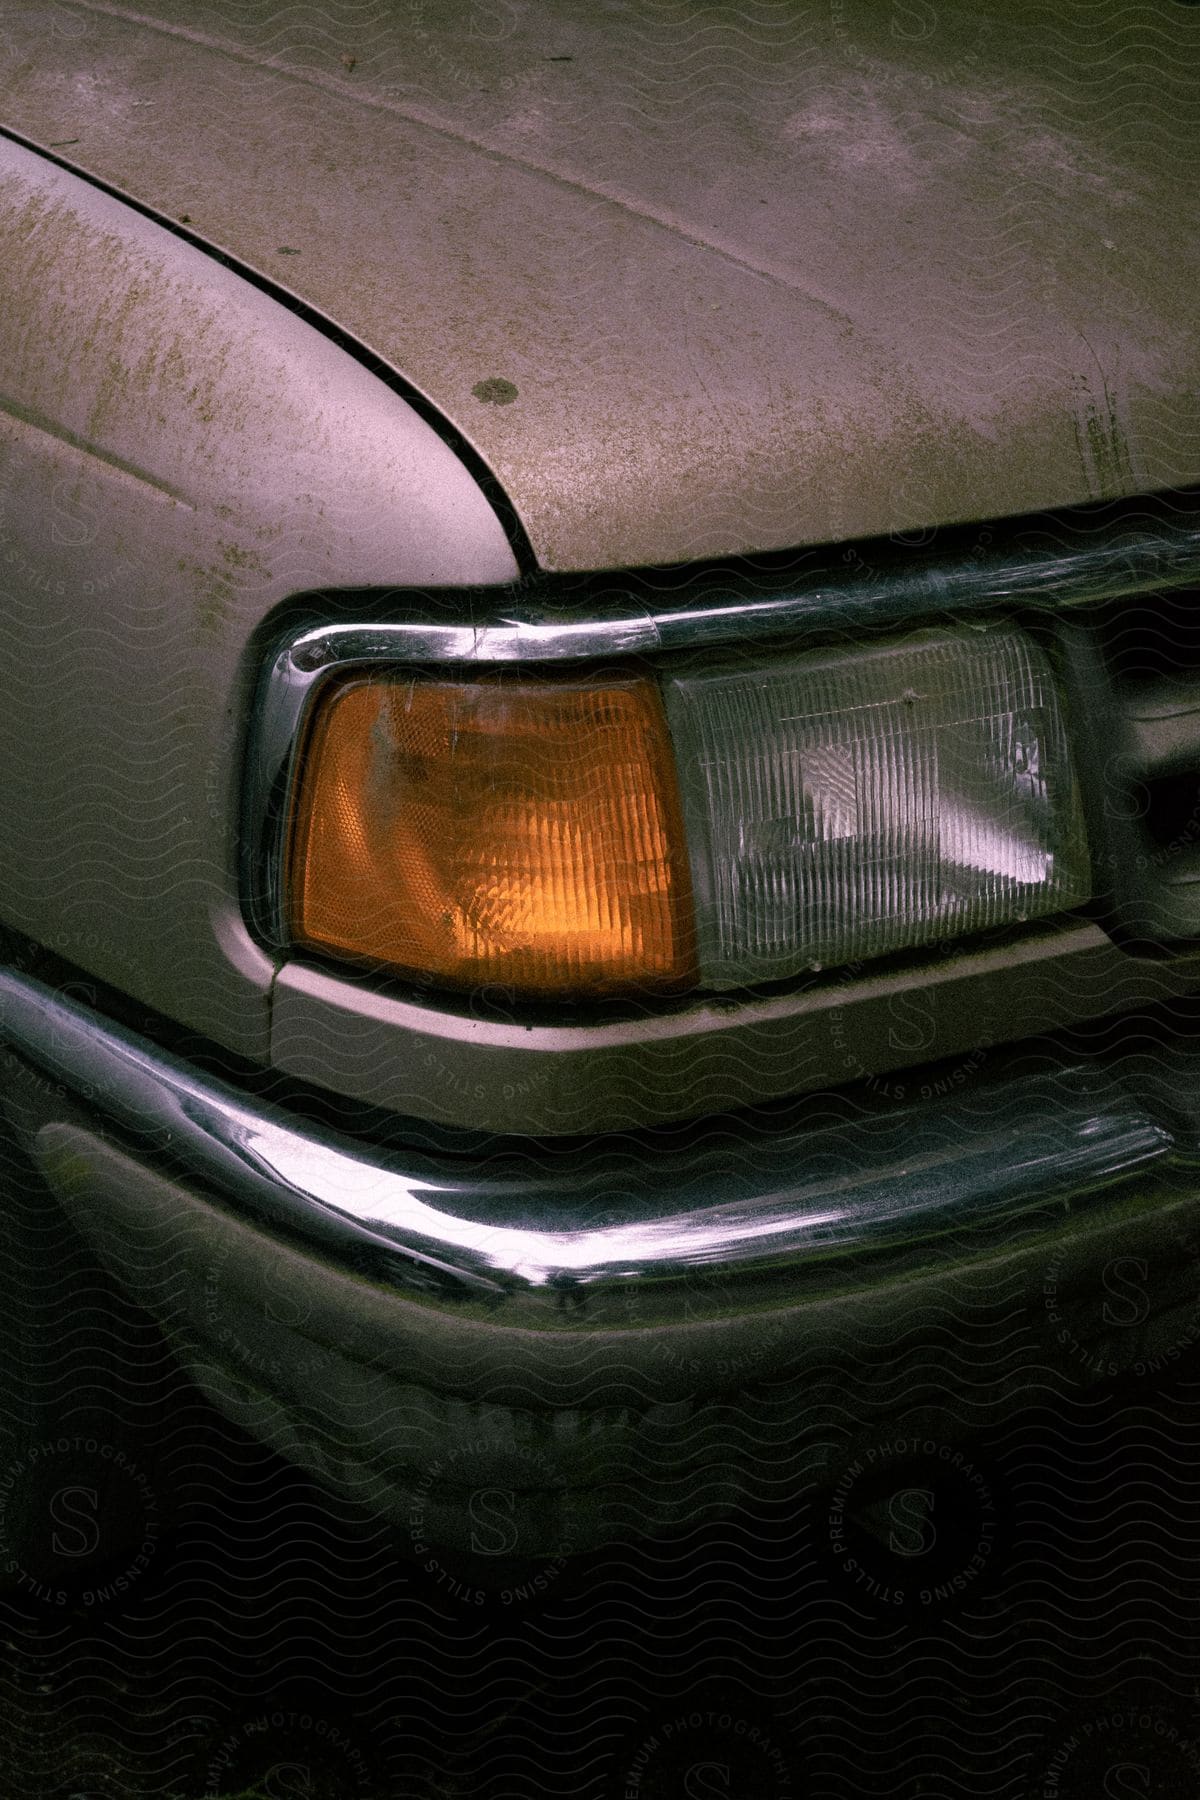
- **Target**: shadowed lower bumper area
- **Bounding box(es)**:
[2,967,1200,1547]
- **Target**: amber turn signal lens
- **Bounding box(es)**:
[287,674,697,996]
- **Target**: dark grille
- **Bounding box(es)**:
[1059,585,1200,945]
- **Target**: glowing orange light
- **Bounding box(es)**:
[288,673,697,996]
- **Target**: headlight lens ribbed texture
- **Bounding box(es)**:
[664,626,1091,987]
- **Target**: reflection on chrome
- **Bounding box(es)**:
[255,1119,852,1285]
[0,969,1178,1318]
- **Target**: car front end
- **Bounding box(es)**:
[1,0,1199,1555]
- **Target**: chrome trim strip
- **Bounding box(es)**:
[0,969,1179,1326]
[244,498,1200,949]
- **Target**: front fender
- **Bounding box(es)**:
[0,137,518,1057]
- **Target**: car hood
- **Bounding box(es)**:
[2,0,1198,572]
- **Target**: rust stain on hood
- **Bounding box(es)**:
[2,0,1198,571]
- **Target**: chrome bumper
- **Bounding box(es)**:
[0,968,1190,1332]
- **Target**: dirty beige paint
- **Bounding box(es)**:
[1,0,1197,571]
[0,1,1197,1110]
[0,140,517,1059]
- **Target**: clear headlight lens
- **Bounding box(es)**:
[664,626,1091,987]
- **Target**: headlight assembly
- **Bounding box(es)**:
[266,622,1090,999]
